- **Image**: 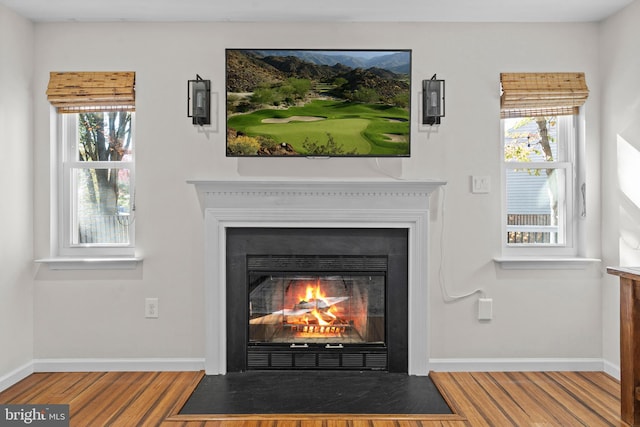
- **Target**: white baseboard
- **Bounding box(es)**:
[2,357,617,392]
[0,361,34,392]
[429,357,606,373]
[32,358,205,373]
[602,359,621,380]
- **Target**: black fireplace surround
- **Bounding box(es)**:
[226,228,409,373]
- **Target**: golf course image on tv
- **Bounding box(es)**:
[226,49,411,157]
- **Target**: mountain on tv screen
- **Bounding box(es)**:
[226,49,411,157]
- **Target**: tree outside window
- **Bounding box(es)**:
[67,111,135,247]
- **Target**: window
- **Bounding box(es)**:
[59,111,135,254]
[503,115,574,250]
[500,73,588,256]
[47,72,136,257]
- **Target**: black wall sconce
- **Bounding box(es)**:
[188,74,211,126]
[422,74,445,125]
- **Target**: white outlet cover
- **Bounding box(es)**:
[478,298,493,320]
[145,297,159,318]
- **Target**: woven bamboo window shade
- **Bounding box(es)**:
[500,72,588,119]
[46,71,135,113]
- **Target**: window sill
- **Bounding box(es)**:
[493,257,601,270]
[35,257,142,270]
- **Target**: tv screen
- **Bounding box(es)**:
[226,49,411,157]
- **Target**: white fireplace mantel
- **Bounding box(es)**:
[189,178,446,375]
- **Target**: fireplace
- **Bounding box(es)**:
[226,228,408,372]
[189,179,445,375]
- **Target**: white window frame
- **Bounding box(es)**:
[54,110,136,258]
[501,114,578,257]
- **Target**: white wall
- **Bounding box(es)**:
[600,0,640,372]
[0,5,35,384]
[30,21,604,367]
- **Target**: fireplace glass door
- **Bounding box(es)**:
[249,274,385,346]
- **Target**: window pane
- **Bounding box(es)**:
[72,168,131,245]
[503,117,559,162]
[506,168,565,245]
[77,111,133,162]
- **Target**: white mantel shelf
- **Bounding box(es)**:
[189,178,446,376]
[188,178,446,193]
[188,179,446,213]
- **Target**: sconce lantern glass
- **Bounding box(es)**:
[422,75,445,125]
[188,74,211,126]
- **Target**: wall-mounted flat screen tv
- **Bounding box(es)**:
[226,49,411,157]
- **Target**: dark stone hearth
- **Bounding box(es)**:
[179,371,452,415]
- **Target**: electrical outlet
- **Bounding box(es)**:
[471,176,490,194]
[145,298,159,318]
[478,298,493,320]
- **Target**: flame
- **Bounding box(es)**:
[310,309,330,325]
[284,280,349,336]
[302,281,329,306]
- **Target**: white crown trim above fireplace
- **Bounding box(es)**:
[189,179,446,376]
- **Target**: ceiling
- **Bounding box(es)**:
[0,0,634,23]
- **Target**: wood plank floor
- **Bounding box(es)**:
[0,370,623,426]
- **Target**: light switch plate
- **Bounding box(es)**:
[472,176,490,193]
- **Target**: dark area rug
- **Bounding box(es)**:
[179,371,452,415]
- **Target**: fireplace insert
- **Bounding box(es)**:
[226,228,408,372]
[247,255,386,369]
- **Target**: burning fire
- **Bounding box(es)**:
[248,279,350,338]
[305,283,325,305]
[302,284,336,325]
[286,281,347,335]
